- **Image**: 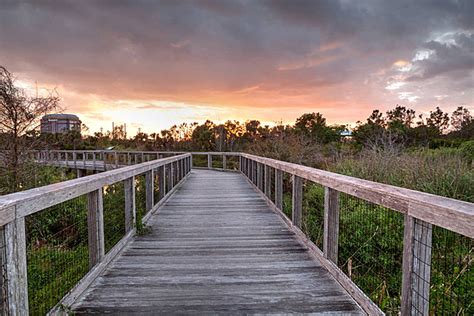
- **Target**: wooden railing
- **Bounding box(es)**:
[0,153,192,314]
[239,153,473,315]
[0,150,472,315]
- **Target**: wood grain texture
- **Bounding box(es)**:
[87,189,105,268]
[71,170,364,315]
[241,153,474,238]
[292,175,302,229]
[323,187,339,264]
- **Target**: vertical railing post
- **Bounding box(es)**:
[92,152,96,169]
[73,151,77,169]
[207,154,212,169]
[264,165,271,199]
[2,214,29,315]
[114,152,118,168]
[256,163,263,191]
[275,169,283,210]
[145,170,154,212]
[158,165,166,200]
[124,177,136,232]
[223,155,227,170]
[292,175,302,228]
[323,187,339,264]
[87,189,105,268]
[169,163,174,189]
[401,216,433,316]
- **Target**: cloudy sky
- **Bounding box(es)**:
[1,0,473,134]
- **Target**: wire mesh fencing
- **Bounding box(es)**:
[301,182,325,250]
[103,182,126,253]
[225,155,239,170]
[135,174,147,233]
[192,155,207,168]
[338,193,404,314]
[429,226,473,315]
[25,195,89,315]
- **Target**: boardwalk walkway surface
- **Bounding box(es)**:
[71,169,364,315]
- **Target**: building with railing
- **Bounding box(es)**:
[40,113,81,135]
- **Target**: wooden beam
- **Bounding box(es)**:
[401,215,432,315]
[87,189,105,268]
[275,169,283,211]
[158,165,166,201]
[223,155,227,170]
[324,187,339,264]
[124,177,136,232]
[207,154,212,169]
[3,213,29,315]
[292,175,303,228]
[145,170,154,212]
[264,165,271,198]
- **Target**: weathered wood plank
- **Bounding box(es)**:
[87,189,105,268]
[145,170,154,212]
[124,177,136,232]
[71,170,364,315]
[323,187,339,264]
[3,213,29,315]
[292,175,302,228]
[275,169,283,211]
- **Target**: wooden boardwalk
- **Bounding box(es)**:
[71,169,364,315]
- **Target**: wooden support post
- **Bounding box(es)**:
[223,155,227,170]
[264,165,271,199]
[76,169,85,178]
[141,152,145,163]
[292,175,302,228]
[401,216,433,316]
[158,165,166,200]
[124,177,136,232]
[87,189,105,268]
[323,187,339,264]
[169,163,174,189]
[3,215,29,315]
[275,169,283,210]
[127,153,131,165]
[114,152,118,168]
[145,170,154,211]
[73,152,77,169]
[93,152,96,169]
[208,154,212,169]
[256,163,263,191]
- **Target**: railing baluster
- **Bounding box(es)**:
[275,169,283,211]
[223,155,227,170]
[145,170,154,211]
[264,165,271,199]
[158,165,166,200]
[3,214,29,315]
[257,163,263,190]
[87,189,105,268]
[124,177,136,232]
[323,187,339,264]
[401,215,433,315]
[207,154,212,169]
[292,175,302,228]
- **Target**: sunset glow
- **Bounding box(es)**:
[1,1,472,135]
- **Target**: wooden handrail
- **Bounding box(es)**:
[241,153,473,238]
[0,153,192,226]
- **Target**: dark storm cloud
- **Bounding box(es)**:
[0,0,472,109]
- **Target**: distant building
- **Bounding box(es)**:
[40,114,81,135]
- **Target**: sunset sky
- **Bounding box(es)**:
[1,0,473,135]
